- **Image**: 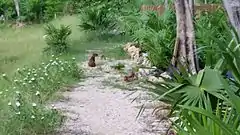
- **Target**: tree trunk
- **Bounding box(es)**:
[13,0,20,21]
[172,0,199,74]
[223,0,240,39]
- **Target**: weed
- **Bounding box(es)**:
[43,24,72,54]
[0,55,82,135]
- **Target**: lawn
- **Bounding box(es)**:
[0,15,128,75]
[0,15,128,134]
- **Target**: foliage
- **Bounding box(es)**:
[140,26,240,135]
[44,24,72,54]
[0,0,81,23]
[0,0,15,21]
[195,10,232,68]
[119,9,176,69]
[0,55,82,135]
[79,7,114,31]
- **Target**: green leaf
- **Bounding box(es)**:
[179,105,236,135]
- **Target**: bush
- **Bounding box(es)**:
[0,0,81,23]
[0,0,16,21]
[43,24,72,54]
[141,26,240,135]
[78,0,133,33]
[195,10,231,68]
[79,7,113,31]
[0,56,82,135]
[119,10,176,69]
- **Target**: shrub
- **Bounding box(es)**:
[78,0,133,33]
[119,10,176,69]
[0,0,81,23]
[141,27,240,135]
[195,10,231,68]
[0,56,82,135]
[79,7,113,31]
[43,24,72,54]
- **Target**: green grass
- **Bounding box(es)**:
[0,15,128,75]
[0,15,128,135]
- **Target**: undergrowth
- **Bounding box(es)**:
[0,55,82,135]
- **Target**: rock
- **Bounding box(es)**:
[123,42,141,63]
[160,72,172,79]
[123,42,138,51]
[148,76,164,83]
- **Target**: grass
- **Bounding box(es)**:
[0,15,128,135]
[0,15,128,75]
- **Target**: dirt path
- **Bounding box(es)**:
[54,58,171,135]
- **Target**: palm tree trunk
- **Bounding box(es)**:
[172,0,199,74]
[223,0,240,39]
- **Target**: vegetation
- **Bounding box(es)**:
[0,15,126,134]
[43,24,72,54]
[1,0,240,135]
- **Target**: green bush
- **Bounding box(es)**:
[79,7,113,31]
[78,0,134,33]
[0,0,81,23]
[0,56,82,135]
[44,24,72,54]
[142,26,240,135]
[119,9,176,69]
[195,10,232,68]
[0,0,16,21]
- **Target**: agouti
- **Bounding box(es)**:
[88,53,98,67]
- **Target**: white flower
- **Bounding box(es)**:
[8,102,11,106]
[72,57,76,60]
[13,87,16,89]
[40,77,44,80]
[50,60,53,62]
[45,73,48,76]
[27,72,31,75]
[41,117,44,120]
[17,68,20,72]
[23,82,26,85]
[16,112,21,115]
[2,74,6,77]
[31,115,35,119]
[24,78,28,81]
[142,53,148,57]
[35,91,40,96]
[56,58,59,60]
[51,55,54,57]
[38,68,41,70]
[0,91,2,95]
[34,74,37,77]
[14,80,18,83]
[16,101,21,107]
[5,89,8,92]
[31,78,35,81]
[42,62,45,65]
[32,103,37,107]
[16,91,20,94]
[61,67,64,71]
[28,80,32,84]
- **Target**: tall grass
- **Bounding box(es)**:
[0,55,82,135]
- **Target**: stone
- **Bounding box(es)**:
[160,72,172,79]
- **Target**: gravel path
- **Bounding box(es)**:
[54,58,171,135]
